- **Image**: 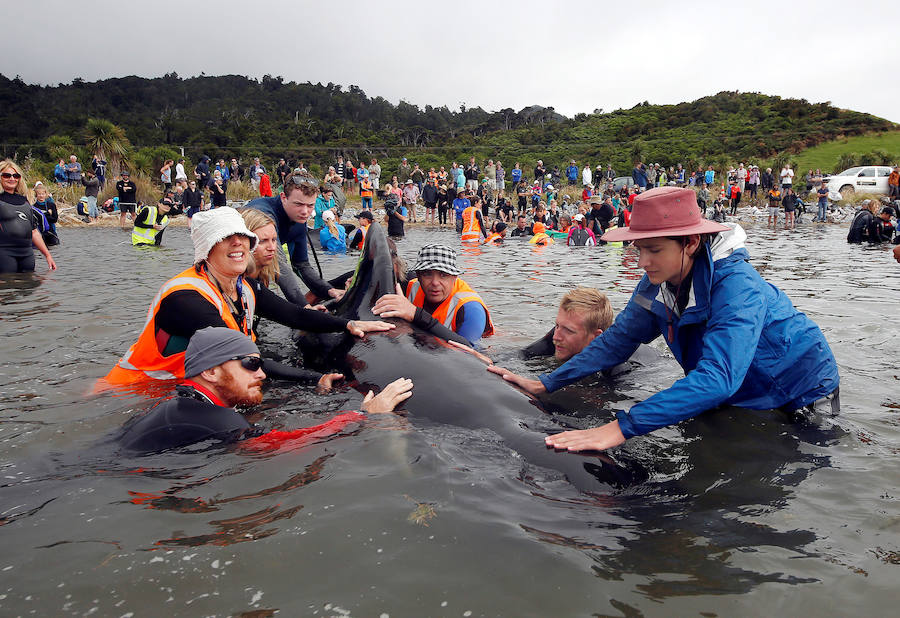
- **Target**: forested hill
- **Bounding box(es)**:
[0,73,894,173]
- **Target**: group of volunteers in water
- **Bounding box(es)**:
[91,166,841,459]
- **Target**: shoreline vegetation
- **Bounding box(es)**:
[5,75,896,227]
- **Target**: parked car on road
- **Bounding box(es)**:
[822,166,893,197]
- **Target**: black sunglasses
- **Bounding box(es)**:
[1,172,22,179]
[229,355,264,372]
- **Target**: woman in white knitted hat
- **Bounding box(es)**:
[100,208,393,389]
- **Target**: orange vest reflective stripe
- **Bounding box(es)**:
[461,206,482,244]
[352,223,369,249]
[360,180,373,198]
[405,277,494,337]
[102,267,256,385]
[483,233,503,245]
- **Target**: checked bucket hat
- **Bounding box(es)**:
[410,244,462,276]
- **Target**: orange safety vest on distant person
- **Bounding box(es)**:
[460,206,482,244]
[360,179,373,198]
[405,277,494,337]
[483,232,503,244]
[101,266,256,386]
[351,223,369,250]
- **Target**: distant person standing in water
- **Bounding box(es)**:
[0,160,57,273]
[116,170,138,229]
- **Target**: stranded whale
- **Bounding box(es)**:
[300,223,643,492]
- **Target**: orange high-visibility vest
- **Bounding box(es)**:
[360,179,373,198]
[483,232,503,244]
[102,266,256,386]
[405,277,494,337]
[461,206,482,244]
[352,223,369,250]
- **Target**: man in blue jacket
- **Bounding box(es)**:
[490,187,839,452]
[247,172,345,305]
[566,160,578,186]
[632,162,648,189]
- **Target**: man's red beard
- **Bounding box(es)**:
[219,371,263,407]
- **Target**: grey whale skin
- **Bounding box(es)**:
[299,223,640,492]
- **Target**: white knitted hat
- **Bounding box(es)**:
[191,208,259,264]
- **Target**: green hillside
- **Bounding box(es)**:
[792,131,900,174]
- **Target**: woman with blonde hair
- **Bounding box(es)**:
[238,207,280,287]
[319,209,347,253]
[0,160,57,273]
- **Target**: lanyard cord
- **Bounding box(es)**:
[203,265,247,330]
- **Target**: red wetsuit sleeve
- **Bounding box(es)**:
[240,411,365,452]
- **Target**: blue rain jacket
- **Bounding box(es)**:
[539,224,839,438]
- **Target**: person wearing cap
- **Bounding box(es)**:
[349,210,374,250]
[384,191,409,237]
[101,208,393,388]
[566,161,578,186]
[117,327,414,453]
[319,210,347,253]
[246,172,348,305]
[115,170,138,229]
[870,206,895,243]
[436,183,450,225]
[397,157,411,185]
[489,186,839,452]
[132,197,173,246]
[372,244,495,346]
[567,213,596,246]
[585,195,614,241]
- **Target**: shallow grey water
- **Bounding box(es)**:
[0,221,898,617]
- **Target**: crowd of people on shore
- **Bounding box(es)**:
[4,148,900,278]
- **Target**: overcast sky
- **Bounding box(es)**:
[5,0,899,124]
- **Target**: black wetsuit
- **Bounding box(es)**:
[0,192,37,273]
[118,383,259,453]
[847,209,876,244]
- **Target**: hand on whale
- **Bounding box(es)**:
[362,377,414,414]
[346,319,395,337]
[371,283,416,321]
[545,421,627,452]
[486,365,547,396]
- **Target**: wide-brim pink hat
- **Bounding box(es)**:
[602,187,729,242]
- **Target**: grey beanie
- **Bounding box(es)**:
[184,327,259,378]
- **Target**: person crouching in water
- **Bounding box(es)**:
[132,197,173,246]
[373,244,494,346]
[483,221,507,245]
[117,327,414,453]
[489,187,839,452]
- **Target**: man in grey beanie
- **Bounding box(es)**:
[118,327,413,453]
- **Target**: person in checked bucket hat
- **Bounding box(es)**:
[373,244,494,346]
[489,186,840,452]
